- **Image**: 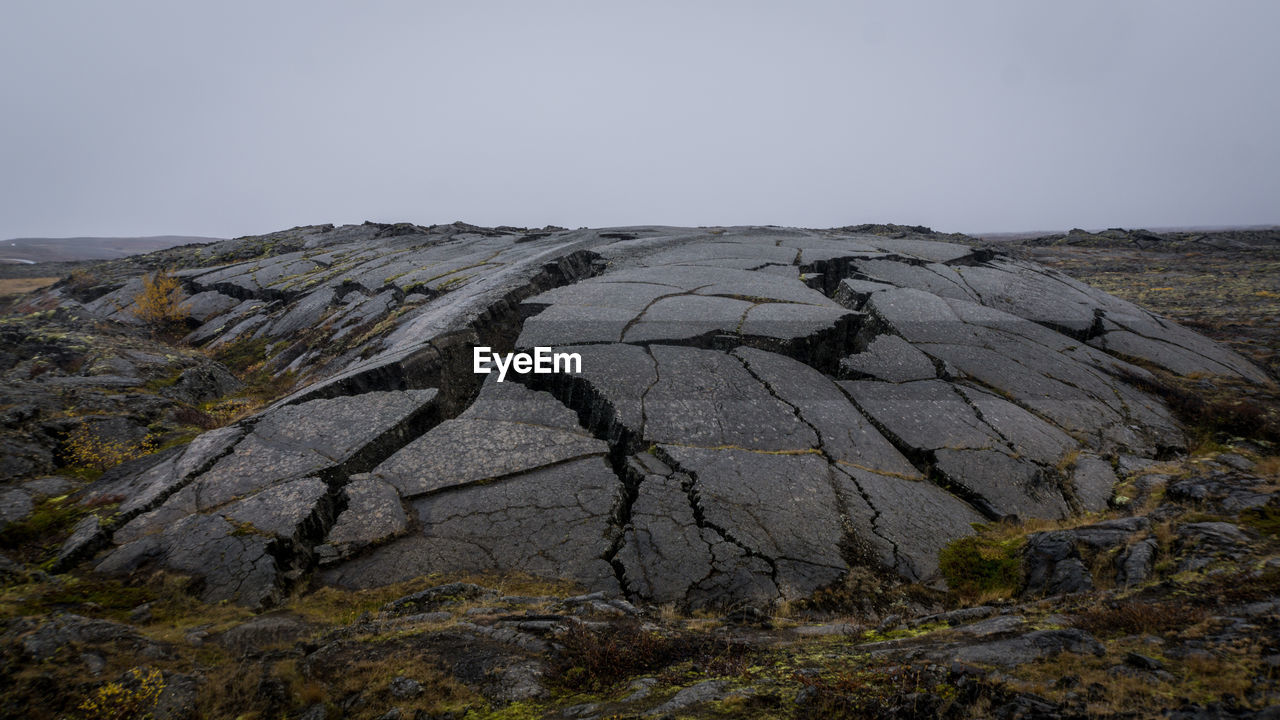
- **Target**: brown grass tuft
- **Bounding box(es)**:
[1072,600,1207,638]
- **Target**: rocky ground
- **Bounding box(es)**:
[2,443,1279,719]
[1,223,1278,718]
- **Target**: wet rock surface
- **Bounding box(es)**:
[7,222,1272,611]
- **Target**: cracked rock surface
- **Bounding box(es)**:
[52,223,1269,608]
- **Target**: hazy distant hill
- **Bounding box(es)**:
[978,224,1280,246]
[0,235,222,264]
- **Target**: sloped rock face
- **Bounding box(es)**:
[61,224,1268,609]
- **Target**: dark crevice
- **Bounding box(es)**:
[1088,308,1107,342]
[616,284,714,341]
[95,251,606,601]
[94,419,259,538]
[395,452,609,504]
[513,366,646,601]
[649,445,782,600]
[192,279,301,305]
[799,253,944,297]
[920,459,1003,522]
[622,320,862,378]
[639,345,660,435]
[1100,313,1254,380]
[947,383,1077,515]
[272,249,604,415]
[832,381,1002,523]
[943,247,1001,267]
[732,351,904,574]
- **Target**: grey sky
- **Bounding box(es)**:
[2,1,1277,239]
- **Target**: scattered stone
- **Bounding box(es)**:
[1125,652,1165,671]
[1217,453,1255,471]
[395,611,453,625]
[80,652,106,675]
[1023,531,1093,597]
[14,614,161,661]
[159,362,243,405]
[464,607,504,616]
[954,615,1026,637]
[1116,538,1159,588]
[383,583,498,615]
[0,487,33,531]
[946,629,1106,667]
[388,676,423,699]
[793,623,859,637]
[129,603,153,624]
[646,680,729,716]
[52,513,107,570]
[491,660,547,703]
[1072,516,1149,550]
[153,673,201,720]
[21,475,73,497]
[622,677,659,703]
[215,614,310,653]
[909,606,997,628]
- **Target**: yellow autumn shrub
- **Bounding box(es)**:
[132,268,189,330]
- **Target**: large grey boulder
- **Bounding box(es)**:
[68,224,1269,608]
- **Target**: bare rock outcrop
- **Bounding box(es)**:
[41,223,1269,609]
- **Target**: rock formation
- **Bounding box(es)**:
[50,223,1266,609]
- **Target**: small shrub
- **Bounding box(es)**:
[132,268,189,332]
[937,532,1024,600]
[63,425,157,471]
[77,666,165,720]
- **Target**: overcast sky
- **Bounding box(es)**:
[2,1,1278,240]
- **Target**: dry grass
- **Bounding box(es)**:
[1010,635,1267,715]
[199,645,479,720]
[0,276,58,298]
[1256,456,1280,479]
[551,618,753,692]
[1072,600,1208,638]
[792,662,951,720]
[0,569,580,720]
[281,570,580,627]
